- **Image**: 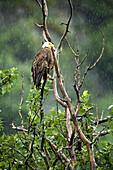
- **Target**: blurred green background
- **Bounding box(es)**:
[0,0,113,134]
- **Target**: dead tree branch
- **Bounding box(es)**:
[53,67,67,107]
[35,0,52,42]
[79,49,89,67]
[65,37,78,58]
[18,74,24,130]
[57,0,73,50]
[35,0,42,9]
[77,106,94,118]
[94,116,111,125]
[41,0,52,42]
[89,27,105,70]
[12,122,28,132]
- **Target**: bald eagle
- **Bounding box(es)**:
[32,42,54,88]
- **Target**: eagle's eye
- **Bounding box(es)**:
[49,43,54,48]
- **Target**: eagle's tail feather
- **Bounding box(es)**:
[35,69,47,88]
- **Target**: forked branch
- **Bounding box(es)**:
[79,28,104,89]
[41,0,52,42]
[35,0,52,42]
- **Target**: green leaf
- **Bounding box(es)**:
[52,130,58,136]
[11,67,17,72]
[50,109,56,116]
[3,69,10,74]
[14,71,20,75]
[83,90,88,97]
[101,141,108,147]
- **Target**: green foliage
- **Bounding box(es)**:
[0,117,4,132]
[0,74,113,169]
[0,67,20,96]
[95,141,113,169]
[0,0,113,135]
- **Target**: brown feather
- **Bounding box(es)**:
[32,47,54,88]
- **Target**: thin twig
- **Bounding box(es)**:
[89,27,105,70]
[35,0,42,8]
[12,122,28,132]
[77,106,94,118]
[100,110,104,120]
[65,37,78,59]
[34,22,43,28]
[92,126,106,144]
[79,63,91,89]
[93,106,99,133]
[94,116,111,125]
[57,0,73,50]
[78,49,89,67]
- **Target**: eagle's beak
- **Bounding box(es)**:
[50,44,54,48]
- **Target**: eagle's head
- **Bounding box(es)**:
[42,42,54,49]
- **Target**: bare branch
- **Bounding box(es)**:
[100,110,104,120]
[75,101,81,117]
[53,67,67,107]
[94,116,111,125]
[68,124,76,165]
[78,49,89,67]
[41,0,52,42]
[12,122,28,132]
[92,126,106,144]
[57,0,73,49]
[35,0,42,8]
[79,63,91,89]
[93,106,99,132]
[52,45,96,169]
[34,22,43,28]
[65,37,78,62]
[52,48,70,101]
[98,130,109,136]
[77,106,94,118]
[66,107,72,140]
[89,27,105,70]
[18,74,24,130]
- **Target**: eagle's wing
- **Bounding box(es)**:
[32,47,53,88]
